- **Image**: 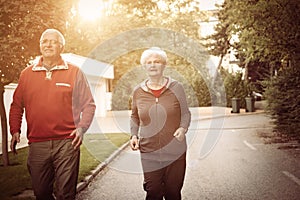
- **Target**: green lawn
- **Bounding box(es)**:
[0,133,130,200]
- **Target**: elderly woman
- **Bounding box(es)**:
[130,47,191,200]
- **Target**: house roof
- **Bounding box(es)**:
[61,53,114,79]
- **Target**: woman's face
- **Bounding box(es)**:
[143,54,166,78]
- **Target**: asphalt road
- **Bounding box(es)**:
[76,113,300,200]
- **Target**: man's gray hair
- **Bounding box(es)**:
[40,28,66,46]
[140,47,167,65]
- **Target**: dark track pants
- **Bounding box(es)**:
[27,139,80,200]
[142,157,186,200]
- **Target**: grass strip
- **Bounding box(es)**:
[0,133,130,199]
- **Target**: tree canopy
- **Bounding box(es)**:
[204,0,300,136]
[205,0,300,71]
[0,0,76,83]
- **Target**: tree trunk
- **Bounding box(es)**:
[244,61,249,81]
[217,54,224,71]
[0,84,9,166]
[211,54,225,106]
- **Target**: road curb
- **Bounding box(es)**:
[193,109,266,122]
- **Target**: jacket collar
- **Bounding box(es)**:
[140,76,174,92]
[32,56,68,72]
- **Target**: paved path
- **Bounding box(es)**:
[75,104,300,200]
[8,103,300,199]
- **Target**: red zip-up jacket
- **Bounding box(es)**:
[9,56,96,143]
[130,77,191,161]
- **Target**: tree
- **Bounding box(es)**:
[263,66,300,136]
[204,0,300,135]
[202,4,231,71]
[229,0,300,136]
[71,0,211,109]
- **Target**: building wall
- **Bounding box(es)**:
[0,84,27,143]
[89,77,111,117]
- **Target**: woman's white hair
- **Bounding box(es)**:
[140,47,167,65]
[40,28,65,46]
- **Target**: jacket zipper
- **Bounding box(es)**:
[155,96,162,163]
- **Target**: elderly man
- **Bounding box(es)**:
[9,28,96,200]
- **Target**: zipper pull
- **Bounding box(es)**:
[156,97,158,103]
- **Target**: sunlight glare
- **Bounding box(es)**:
[157,0,168,11]
[78,0,103,21]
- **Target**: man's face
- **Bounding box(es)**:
[39,32,63,59]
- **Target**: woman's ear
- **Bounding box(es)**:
[60,45,65,52]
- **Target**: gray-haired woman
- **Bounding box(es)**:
[130,47,191,200]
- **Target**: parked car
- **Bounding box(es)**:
[252,91,263,101]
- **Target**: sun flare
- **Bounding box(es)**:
[78,0,103,21]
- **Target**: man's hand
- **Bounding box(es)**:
[130,135,139,151]
[10,132,20,155]
[70,128,84,150]
[173,127,187,142]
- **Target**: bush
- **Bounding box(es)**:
[223,70,251,108]
[263,65,300,136]
[111,66,207,110]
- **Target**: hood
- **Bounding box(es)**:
[139,76,178,92]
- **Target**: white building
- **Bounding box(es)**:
[61,53,114,117]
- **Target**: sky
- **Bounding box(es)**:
[198,0,224,11]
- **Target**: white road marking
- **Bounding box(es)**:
[243,140,257,150]
[282,171,300,186]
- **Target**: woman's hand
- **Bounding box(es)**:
[173,127,187,142]
[130,135,139,150]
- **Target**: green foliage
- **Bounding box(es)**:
[0,0,74,84]
[201,5,231,61]
[263,65,300,136]
[111,65,205,110]
[184,69,211,107]
[204,0,300,135]
[203,0,300,76]
[65,0,205,56]
[223,70,250,108]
